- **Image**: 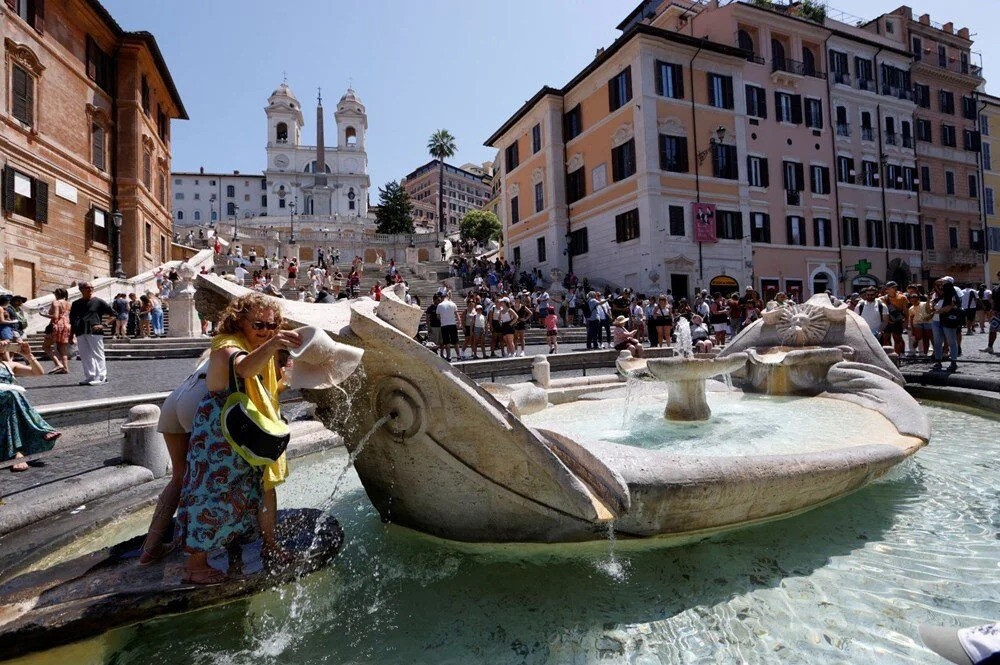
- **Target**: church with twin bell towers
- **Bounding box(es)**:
[263,81,371,224]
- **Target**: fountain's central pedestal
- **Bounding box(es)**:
[646,354,748,421]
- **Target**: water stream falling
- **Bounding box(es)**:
[721,371,734,393]
[315,413,393,514]
[673,317,693,358]
[277,412,396,639]
[595,521,627,582]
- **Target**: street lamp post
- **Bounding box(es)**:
[289,199,297,244]
[232,204,239,242]
[112,210,125,278]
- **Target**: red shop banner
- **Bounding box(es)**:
[692,202,717,243]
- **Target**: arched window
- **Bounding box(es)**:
[345,126,357,146]
[176,210,183,220]
[737,29,754,54]
[211,210,218,221]
[348,187,356,210]
[802,47,816,76]
[771,39,785,68]
[303,161,332,173]
[276,122,288,143]
[226,185,235,198]
[226,202,235,216]
[194,210,201,221]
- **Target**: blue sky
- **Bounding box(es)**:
[102,0,996,194]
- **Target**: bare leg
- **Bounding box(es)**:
[139,432,189,563]
[183,550,227,584]
[259,488,292,568]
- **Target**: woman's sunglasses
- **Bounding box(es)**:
[250,321,280,331]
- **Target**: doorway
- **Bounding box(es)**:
[760,278,780,303]
[11,259,35,298]
[785,279,804,304]
[670,273,689,302]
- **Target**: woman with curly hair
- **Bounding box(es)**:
[170,293,301,583]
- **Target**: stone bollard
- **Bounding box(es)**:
[532,355,551,388]
[121,404,170,478]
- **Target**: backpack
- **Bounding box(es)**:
[857,301,884,318]
[581,299,593,317]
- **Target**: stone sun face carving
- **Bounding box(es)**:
[774,304,830,346]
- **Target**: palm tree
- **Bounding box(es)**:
[427,129,457,248]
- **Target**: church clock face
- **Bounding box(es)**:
[273,154,290,169]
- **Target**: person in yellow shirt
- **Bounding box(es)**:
[174,293,300,584]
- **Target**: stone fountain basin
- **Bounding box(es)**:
[523,393,925,543]
[646,354,748,381]
[745,346,846,366]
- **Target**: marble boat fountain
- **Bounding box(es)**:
[194,279,928,545]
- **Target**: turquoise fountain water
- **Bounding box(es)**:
[11,401,1000,665]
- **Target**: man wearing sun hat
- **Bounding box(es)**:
[920,622,1000,664]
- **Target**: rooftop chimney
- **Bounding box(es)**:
[919,13,930,25]
[596,47,605,58]
[958,27,969,39]
[199,166,204,174]
[942,22,953,34]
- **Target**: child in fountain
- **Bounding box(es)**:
[612,315,643,357]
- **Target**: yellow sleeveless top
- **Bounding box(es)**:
[211,333,288,490]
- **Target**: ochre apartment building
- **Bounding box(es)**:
[1,0,186,297]
[486,23,749,299]
[871,6,985,284]
[981,93,1000,285]
[487,0,989,299]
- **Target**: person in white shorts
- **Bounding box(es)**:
[138,356,210,563]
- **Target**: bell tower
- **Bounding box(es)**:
[335,87,367,151]
[265,80,304,149]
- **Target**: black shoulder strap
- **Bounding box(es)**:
[228,350,248,394]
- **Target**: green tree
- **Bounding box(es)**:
[459,210,502,244]
[426,129,457,244]
[374,180,415,235]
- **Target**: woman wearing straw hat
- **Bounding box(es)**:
[611,315,643,357]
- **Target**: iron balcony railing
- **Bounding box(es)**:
[857,78,876,92]
[836,123,852,137]
[902,135,914,148]
[832,71,851,85]
[771,57,826,79]
[886,132,898,145]
[861,127,875,141]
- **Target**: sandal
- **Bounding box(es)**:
[139,541,175,565]
[182,567,228,585]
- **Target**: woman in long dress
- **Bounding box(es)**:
[1,341,61,471]
[173,293,301,584]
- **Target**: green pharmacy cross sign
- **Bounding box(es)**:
[852,259,872,276]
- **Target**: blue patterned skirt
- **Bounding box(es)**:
[175,391,263,552]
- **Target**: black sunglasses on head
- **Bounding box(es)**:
[250,321,279,331]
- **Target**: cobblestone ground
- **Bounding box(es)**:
[16,358,202,407]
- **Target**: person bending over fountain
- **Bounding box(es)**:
[173,293,301,584]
